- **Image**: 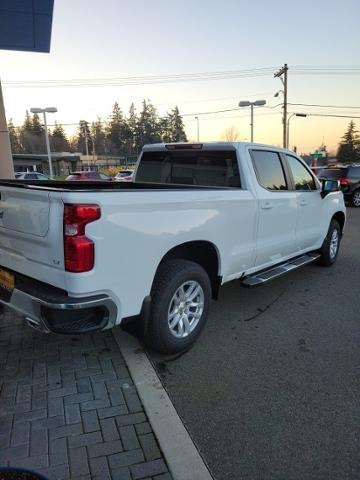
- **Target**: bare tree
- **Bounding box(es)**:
[222,126,240,141]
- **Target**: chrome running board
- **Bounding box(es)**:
[242,253,321,288]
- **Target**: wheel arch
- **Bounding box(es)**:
[332,211,345,235]
[153,241,222,300]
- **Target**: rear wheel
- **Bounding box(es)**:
[145,259,211,354]
[351,190,360,207]
[318,219,341,266]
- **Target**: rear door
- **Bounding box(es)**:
[285,154,324,250]
[250,149,298,267]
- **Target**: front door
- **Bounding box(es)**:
[285,154,324,250]
[250,149,298,268]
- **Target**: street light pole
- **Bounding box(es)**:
[42,111,53,178]
[238,100,266,142]
[30,107,57,178]
[195,116,199,142]
[250,104,254,142]
[287,113,307,149]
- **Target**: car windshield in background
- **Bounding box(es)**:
[135,150,241,187]
[318,168,347,179]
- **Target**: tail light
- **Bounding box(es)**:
[339,178,349,185]
[63,204,101,272]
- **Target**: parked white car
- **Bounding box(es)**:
[14,172,50,180]
[0,142,345,353]
[114,170,134,182]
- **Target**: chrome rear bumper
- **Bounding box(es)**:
[0,288,118,334]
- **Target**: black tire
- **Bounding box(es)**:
[145,259,212,354]
[350,189,360,207]
[318,219,341,266]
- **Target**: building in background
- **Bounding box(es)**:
[13,153,80,176]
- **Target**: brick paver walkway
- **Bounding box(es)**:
[0,309,172,480]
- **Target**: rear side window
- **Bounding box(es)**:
[66,174,80,180]
[136,150,241,187]
[286,155,317,191]
[251,150,287,190]
[348,166,360,179]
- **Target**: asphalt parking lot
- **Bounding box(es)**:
[149,208,360,480]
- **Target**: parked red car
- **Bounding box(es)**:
[66,171,113,181]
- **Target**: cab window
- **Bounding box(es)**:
[286,155,317,191]
[251,150,287,190]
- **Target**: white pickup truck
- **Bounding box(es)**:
[0,142,345,353]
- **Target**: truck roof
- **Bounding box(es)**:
[142,141,291,152]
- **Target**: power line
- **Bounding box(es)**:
[288,102,360,109]
[3,67,276,88]
[296,113,360,119]
[181,103,282,117]
[156,92,275,107]
[5,65,360,90]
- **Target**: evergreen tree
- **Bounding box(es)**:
[127,103,139,154]
[8,119,22,153]
[159,116,172,143]
[30,113,46,153]
[31,113,44,137]
[137,100,161,148]
[51,122,70,152]
[19,111,36,153]
[166,106,187,142]
[90,118,106,156]
[106,102,128,155]
[76,120,91,155]
[337,121,360,164]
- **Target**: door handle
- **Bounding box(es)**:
[262,202,272,209]
[299,199,308,206]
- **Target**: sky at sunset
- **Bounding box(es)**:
[1,0,360,154]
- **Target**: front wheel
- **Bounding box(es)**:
[145,259,212,354]
[318,219,341,266]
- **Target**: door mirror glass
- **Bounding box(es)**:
[321,179,340,197]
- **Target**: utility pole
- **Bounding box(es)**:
[83,125,89,157]
[195,116,200,142]
[274,63,288,148]
[91,136,96,162]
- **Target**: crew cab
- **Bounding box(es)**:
[0,142,345,353]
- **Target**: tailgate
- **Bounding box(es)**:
[0,186,66,289]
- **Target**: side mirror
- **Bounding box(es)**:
[321,179,340,198]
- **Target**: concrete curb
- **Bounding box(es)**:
[113,328,213,480]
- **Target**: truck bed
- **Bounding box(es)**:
[0,180,231,192]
